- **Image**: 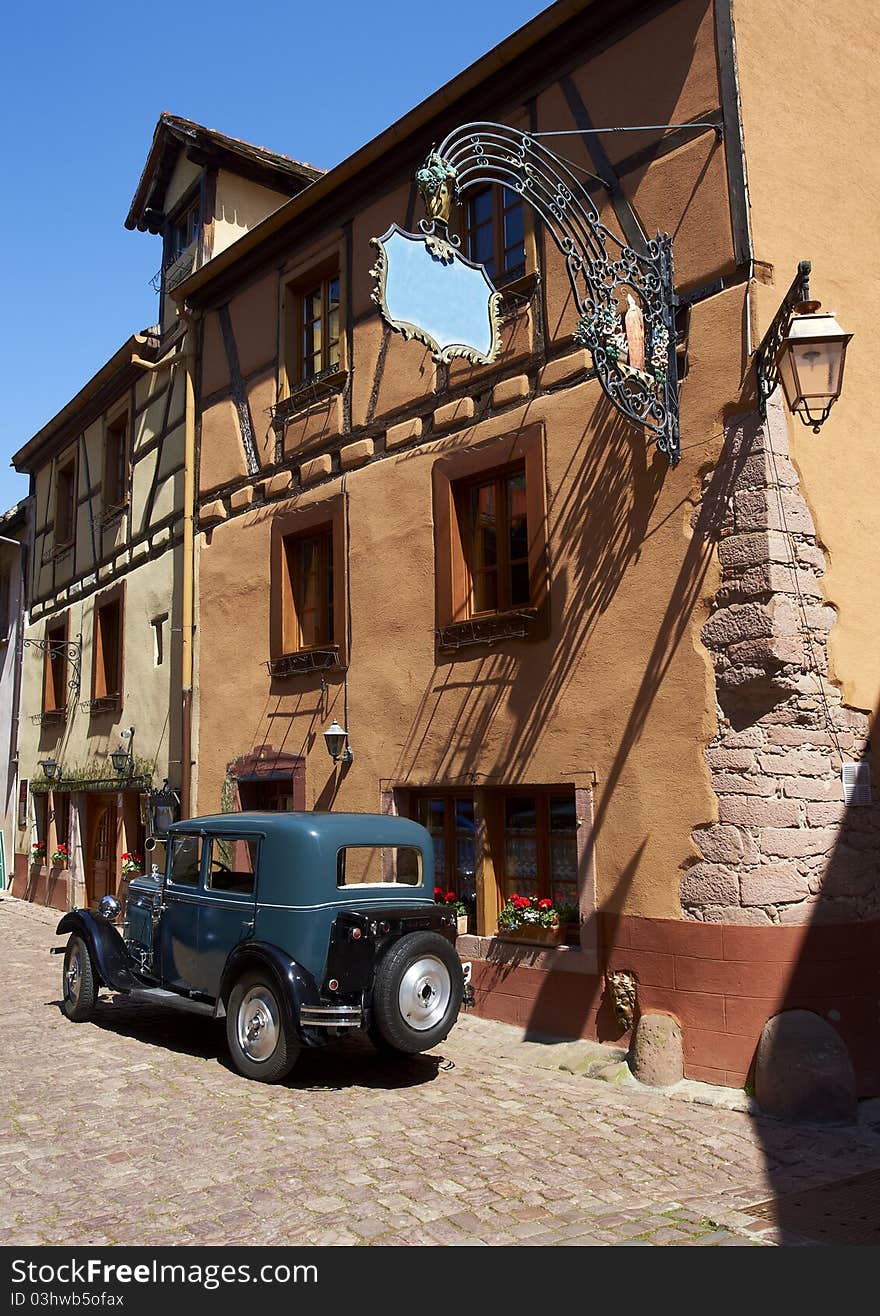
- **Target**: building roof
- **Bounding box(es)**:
[0,500,28,535]
[11,329,162,473]
[125,112,324,234]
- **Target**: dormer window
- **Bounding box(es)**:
[166,199,200,266]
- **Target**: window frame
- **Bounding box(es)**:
[91,583,125,707]
[432,424,550,645]
[454,459,530,619]
[279,246,347,404]
[102,405,130,517]
[269,498,347,668]
[495,787,579,907]
[465,184,528,287]
[54,451,78,550]
[42,615,69,716]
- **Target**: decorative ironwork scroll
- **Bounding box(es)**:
[755,260,811,415]
[375,124,682,463]
[23,632,83,695]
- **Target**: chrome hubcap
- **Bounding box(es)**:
[398,955,451,1031]
[237,987,280,1062]
[64,945,81,1004]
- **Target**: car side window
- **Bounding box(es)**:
[206,837,259,897]
[169,834,202,887]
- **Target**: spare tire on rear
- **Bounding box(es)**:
[371,930,463,1053]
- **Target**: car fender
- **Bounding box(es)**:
[56,911,141,992]
[219,941,321,1030]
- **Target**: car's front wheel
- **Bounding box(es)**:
[61,934,98,1022]
[226,971,300,1083]
[371,931,463,1054]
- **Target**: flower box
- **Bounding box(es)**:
[499,924,572,945]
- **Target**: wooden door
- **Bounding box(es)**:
[87,797,117,906]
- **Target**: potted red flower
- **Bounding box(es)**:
[434,885,469,935]
[50,842,70,868]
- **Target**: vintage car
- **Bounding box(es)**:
[54,811,467,1083]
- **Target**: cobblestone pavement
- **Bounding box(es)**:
[4,897,880,1247]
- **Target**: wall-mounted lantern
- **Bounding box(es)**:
[756,261,852,433]
[149,781,180,837]
[110,727,136,777]
[39,758,59,781]
[323,720,353,766]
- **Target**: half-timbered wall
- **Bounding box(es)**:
[15,346,187,905]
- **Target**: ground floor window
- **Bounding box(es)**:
[406,785,579,935]
[501,792,578,906]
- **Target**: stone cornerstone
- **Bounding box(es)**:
[684,397,879,925]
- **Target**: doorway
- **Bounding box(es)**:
[86,794,118,906]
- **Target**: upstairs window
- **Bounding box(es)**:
[93,590,123,704]
[166,199,200,265]
[103,413,129,513]
[269,501,346,674]
[286,271,340,387]
[282,527,334,653]
[55,456,77,549]
[456,463,530,617]
[466,185,526,285]
[42,619,68,715]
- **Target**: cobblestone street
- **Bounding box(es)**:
[5,897,880,1247]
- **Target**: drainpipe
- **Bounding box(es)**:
[178,310,197,821]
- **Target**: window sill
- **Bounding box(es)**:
[273,369,348,428]
[33,709,66,727]
[437,608,538,653]
[497,269,539,313]
[82,695,121,715]
[267,648,341,677]
[101,502,129,528]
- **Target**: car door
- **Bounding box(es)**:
[159,832,204,990]
[193,834,260,998]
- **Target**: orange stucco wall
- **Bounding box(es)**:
[734,0,880,716]
[190,0,751,922]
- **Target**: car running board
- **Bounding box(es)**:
[129,987,223,1019]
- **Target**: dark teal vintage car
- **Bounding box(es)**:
[55,812,466,1083]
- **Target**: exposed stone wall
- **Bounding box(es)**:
[684,398,879,925]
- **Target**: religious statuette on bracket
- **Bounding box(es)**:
[369,149,503,366]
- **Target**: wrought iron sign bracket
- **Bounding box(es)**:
[755,260,811,416]
[23,632,83,695]
[372,123,682,464]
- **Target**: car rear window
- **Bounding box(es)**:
[336,845,422,887]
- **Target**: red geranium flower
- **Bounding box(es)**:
[538,898,553,910]
[434,886,444,900]
[445,890,456,903]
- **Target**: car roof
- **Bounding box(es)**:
[167,811,429,846]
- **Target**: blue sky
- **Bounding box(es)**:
[0,0,546,513]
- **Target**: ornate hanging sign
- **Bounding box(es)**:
[370,126,681,464]
[370,150,502,366]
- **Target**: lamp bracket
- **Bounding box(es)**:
[755,260,812,414]
[23,632,83,695]
[418,123,681,463]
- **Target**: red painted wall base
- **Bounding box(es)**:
[467,913,880,1094]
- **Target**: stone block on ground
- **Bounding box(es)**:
[755,1009,857,1123]
[629,1012,683,1088]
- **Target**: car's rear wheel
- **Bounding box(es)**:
[226,971,300,1083]
[371,931,463,1054]
[61,934,98,1022]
